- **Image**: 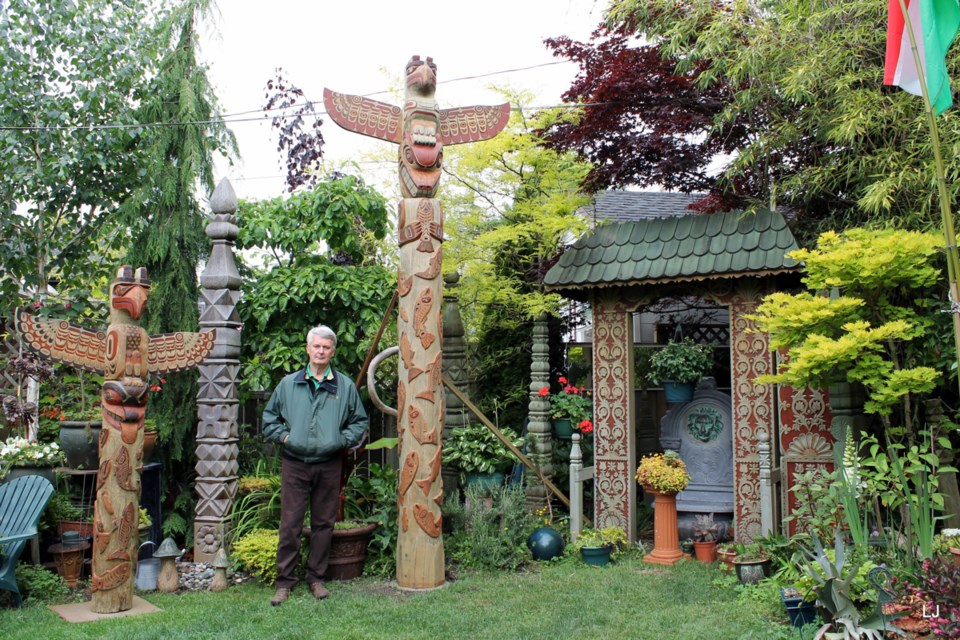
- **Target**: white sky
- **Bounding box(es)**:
[201,0,606,201]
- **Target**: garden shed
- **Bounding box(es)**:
[544,192,837,542]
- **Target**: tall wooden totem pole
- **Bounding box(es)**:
[324,56,509,589]
[17,266,214,613]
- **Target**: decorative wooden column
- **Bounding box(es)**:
[721,283,776,542]
[324,55,509,590]
[525,313,553,510]
[590,291,636,538]
[193,178,242,562]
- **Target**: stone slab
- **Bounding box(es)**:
[49,596,160,623]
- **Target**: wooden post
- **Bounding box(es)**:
[323,55,509,590]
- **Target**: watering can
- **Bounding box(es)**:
[135,541,159,591]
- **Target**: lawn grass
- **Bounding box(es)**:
[0,554,796,640]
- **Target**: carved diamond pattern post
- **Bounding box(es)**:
[193,178,243,562]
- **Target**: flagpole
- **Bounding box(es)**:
[898,0,960,393]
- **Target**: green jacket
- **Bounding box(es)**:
[262,368,368,463]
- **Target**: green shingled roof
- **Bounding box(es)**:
[543,208,799,291]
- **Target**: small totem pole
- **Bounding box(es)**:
[324,56,509,589]
[17,266,214,613]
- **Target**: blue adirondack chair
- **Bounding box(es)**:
[0,474,55,607]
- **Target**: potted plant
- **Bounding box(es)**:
[780,586,817,629]
[538,375,593,439]
[692,512,719,562]
[0,435,64,484]
[636,451,689,566]
[571,526,628,566]
[732,542,771,584]
[934,528,960,567]
[717,541,737,568]
[443,424,523,493]
[635,450,691,496]
[649,338,713,403]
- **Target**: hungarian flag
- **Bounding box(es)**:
[885,0,960,114]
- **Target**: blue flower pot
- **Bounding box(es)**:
[580,544,613,566]
[552,418,574,439]
[662,381,694,404]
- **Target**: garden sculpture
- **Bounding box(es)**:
[324,56,510,589]
[16,265,214,613]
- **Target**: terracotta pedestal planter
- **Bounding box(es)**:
[643,488,683,566]
[49,540,90,587]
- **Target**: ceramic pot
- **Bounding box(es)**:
[142,430,158,464]
[734,557,772,584]
[552,418,574,439]
[693,540,717,562]
[463,471,505,496]
[325,522,377,581]
[580,544,613,566]
[662,381,694,404]
[49,540,90,587]
[59,420,102,470]
[1,465,56,486]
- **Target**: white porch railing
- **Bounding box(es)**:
[569,432,594,542]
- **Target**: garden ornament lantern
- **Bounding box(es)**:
[209,547,229,592]
[154,537,183,593]
[324,56,509,590]
[16,265,214,612]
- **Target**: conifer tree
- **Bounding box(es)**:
[123,0,236,538]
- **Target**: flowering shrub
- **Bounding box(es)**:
[0,436,64,476]
[635,450,690,494]
[539,376,593,433]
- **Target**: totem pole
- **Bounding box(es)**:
[324,56,509,589]
[17,266,214,613]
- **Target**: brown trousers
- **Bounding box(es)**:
[276,456,342,587]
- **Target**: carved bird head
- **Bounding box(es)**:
[404,55,437,99]
[110,265,150,321]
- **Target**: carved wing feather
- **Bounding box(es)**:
[147,330,215,373]
[439,103,511,145]
[323,88,402,143]
[15,310,106,373]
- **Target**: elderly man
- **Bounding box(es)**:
[262,324,368,605]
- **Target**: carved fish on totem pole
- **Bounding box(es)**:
[16,265,214,613]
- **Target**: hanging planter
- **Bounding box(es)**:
[59,420,102,470]
[662,381,695,404]
[650,338,713,404]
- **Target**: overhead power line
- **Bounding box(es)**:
[0,60,591,133]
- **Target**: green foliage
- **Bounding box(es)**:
[750,228,944,426]
[343,462,398,577]
[443,483,535,571]
[604,0,960,238]
[649,338,713,384]
[443,91,592,325]
[227,474,282,545]
[796,531,896,638]
[443,424,523,474]
[570,526,629,558]
[13,564,69,604]
[0,0,164,315]
[232,528,281,585]
[236,173,393,393]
